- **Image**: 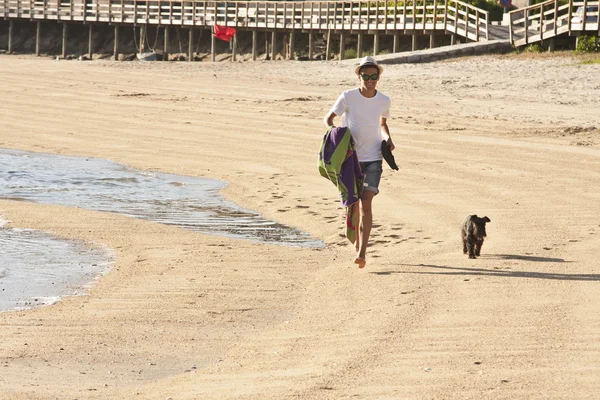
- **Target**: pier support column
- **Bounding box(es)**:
[339,32,345,60]
[139,25,145,54]
[450,34,456,45]
[113,25,119,60]
[411,34,417,51]
[232,34,237,61]
[308,32,313,60]
[430,33,435,49]
[163,27,169,61]
[188,28,194,61]
[252,30,257,61]
[548,37,556,52]
[325,30,331,60]
[271,31,277,60]
[289,30,295,60]
[88,24,93,59]
[393,32,399,53]
[8,20,14,54]
[211,28,216,62]
[36,21,41,56]
[357,33,363,58]
[373,32,379,56]
[62,23,68,58]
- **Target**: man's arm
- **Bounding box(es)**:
[380,117,395,151]
[324,111,337,128]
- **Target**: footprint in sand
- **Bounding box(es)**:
[295,205,310,209]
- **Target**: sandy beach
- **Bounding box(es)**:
[1,52,599,399]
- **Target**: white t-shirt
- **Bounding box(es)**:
[330,88,391,162]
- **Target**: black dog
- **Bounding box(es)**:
[462,215,491,259]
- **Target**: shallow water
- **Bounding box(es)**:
[0,149,323,312]
[0,149,323,247]
[0,220,113,311]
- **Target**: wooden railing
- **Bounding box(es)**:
[509,0,599,46]
[0,0,489,40]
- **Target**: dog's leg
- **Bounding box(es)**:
[462,238,468,254]
[475,239,484,256]
[467,237,476,259]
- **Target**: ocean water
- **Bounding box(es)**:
[0,149,324,312]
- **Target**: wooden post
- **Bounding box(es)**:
[373,32,379,55]
[464,6,469,42]
[88,24,93,59]
[475,10,480,41]
[163,27,169,61]
[339,32,345,60]
[113,24,119,60]
[252,30,257,61]
[271,31,277,60]
[430,33,435,48]
[8,20,14,54]
[357,32,363,58]
[308,32,313,60]
[325,29,331,60]
[451,34,456,45]
[393,32,399,53]
[264,32,269,59]
[139,25,145,54]
[36,21,42,56]
[232,34,237,61]
[412,34,417,51]
[539,4,544,41]
[289,30,295,60]
[62,23,68,59]
[188,29,194,62]
[524,8,528,45]
[211,25,216,62]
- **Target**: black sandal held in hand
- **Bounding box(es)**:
[381,140,399,170]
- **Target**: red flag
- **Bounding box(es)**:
[213,24,236,42]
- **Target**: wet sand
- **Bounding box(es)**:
[1,53,600,399]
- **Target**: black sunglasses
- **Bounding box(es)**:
[361,73,379,81]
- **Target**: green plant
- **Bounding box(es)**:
[580,58,600,64]
[344,48,358,59]
[575,35,600,53]
[525,43,544,53]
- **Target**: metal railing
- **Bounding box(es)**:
[0,0,489,40]
[509,0,599,46]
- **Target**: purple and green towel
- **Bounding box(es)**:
[318,126,364,244]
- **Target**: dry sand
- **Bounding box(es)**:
[0,53,599,399]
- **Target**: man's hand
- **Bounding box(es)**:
[387,139,395,152]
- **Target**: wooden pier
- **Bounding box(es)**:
[509,0,599,47]
[1,0,491,60]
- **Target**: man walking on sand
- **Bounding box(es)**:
[323,56,394,269]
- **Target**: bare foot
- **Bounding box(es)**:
[354,257,366,269]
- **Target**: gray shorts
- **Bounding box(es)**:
[360,160,383,194]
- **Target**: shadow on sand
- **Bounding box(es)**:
[369,254,600,281]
